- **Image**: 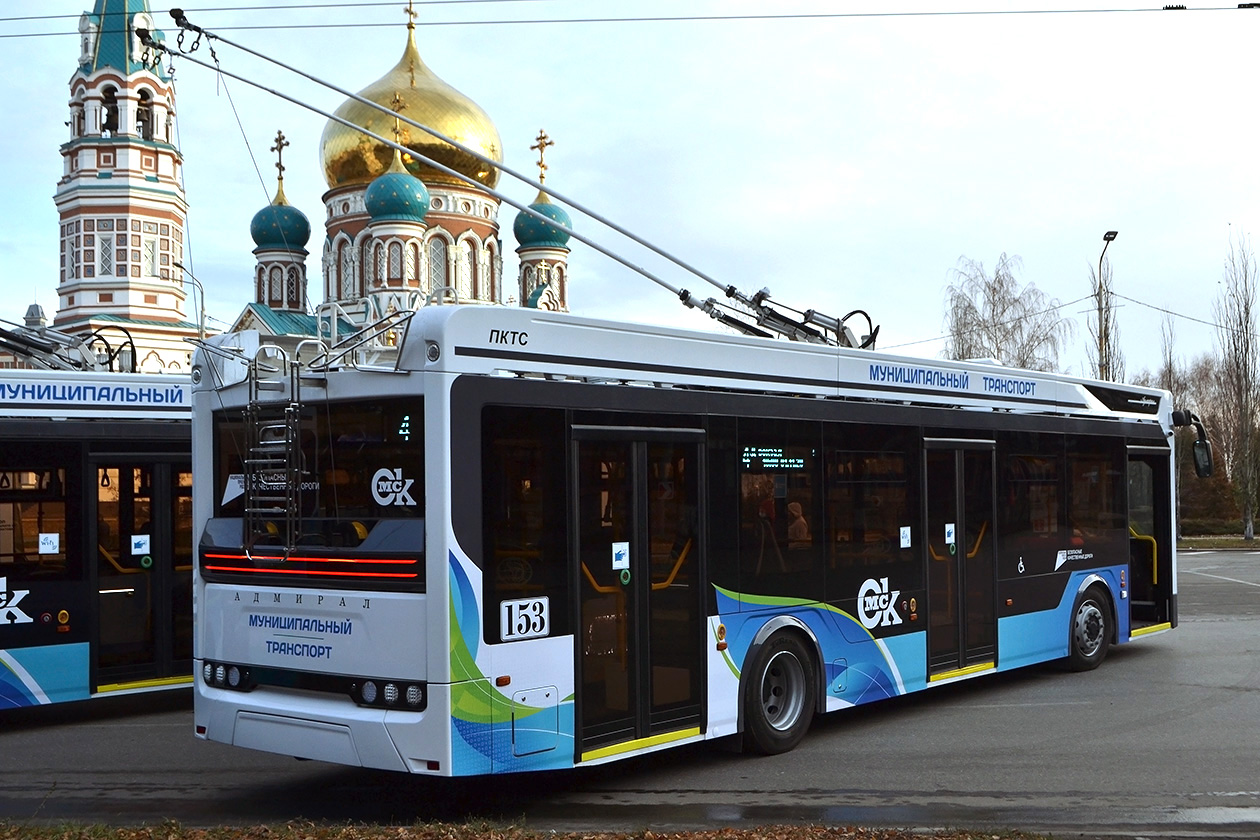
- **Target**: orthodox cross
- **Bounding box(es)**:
[531,129,554,184]
[270,130,289,181]
[404,0,417,29]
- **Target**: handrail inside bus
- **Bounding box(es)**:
[581,561,619,595]
[928,520,988,561]
[1129,526,1159,585]
[651,539,692,591]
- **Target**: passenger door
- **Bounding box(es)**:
[924,439,997,678]
[572,427,705,760]
[92,459,192,690]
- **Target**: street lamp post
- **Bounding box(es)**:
[1097,230,1118,381]
[172,261,206,340]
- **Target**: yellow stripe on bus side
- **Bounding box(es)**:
[96,675,194,693]
[1130,622,1172,638]
[580,727,702,763]
[929,662,995,683]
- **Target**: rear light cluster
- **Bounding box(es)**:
[353,679,426,710]
[202,660,254,691]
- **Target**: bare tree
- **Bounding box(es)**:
[1213,234,1259,540]
[1087,256,1124,382]
[943,253,1074,372]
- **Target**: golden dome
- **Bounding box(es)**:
[320,26,502,190]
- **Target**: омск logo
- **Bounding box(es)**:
[371,468,416,506]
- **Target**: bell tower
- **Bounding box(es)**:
[53,0,198,372]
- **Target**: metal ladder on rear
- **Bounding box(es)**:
[243,346,303,550]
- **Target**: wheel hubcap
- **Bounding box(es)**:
[1074,601,1104,656]
[760,650,806,731]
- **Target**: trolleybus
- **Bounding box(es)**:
[1,368,192,708]
[190,304,1209,773]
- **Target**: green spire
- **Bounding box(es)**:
[79,0,168,80]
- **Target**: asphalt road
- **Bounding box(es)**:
[2,549,1259,838]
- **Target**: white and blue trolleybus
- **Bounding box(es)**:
[190,304,1210,773]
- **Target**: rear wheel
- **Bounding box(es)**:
[1066,586,1111,671]
[742,632,815,754]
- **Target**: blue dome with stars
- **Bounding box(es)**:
[513,191,572,249]
[250,185,311,251]
[365,152,431,223]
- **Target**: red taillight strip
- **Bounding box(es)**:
[203,564,418,579]
[203,552,417,566]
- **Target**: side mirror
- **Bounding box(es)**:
[1193,438,1213,479]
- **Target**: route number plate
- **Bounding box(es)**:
[500,597,550,641]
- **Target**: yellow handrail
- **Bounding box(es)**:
[928,520,988,561]
[651,538,692,591]
[1129,526,1159,585]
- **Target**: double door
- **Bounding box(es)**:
[93,458,192,688]
[572,427,705,758]
[925,440,997,677]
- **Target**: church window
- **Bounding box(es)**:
[406,243,419,286]
[339,242,355,299]
[256,267,264,299]
[136,90,154,140]
[142,239,158,276]
[389,242,403,283]
[99,244,112,276]
[270,267,283,303]
[461,242,477,299]
[286,267,300,306]
[428,238,448,293]
[522,265,536,298]
[101,87,119,135]
[374,242,385,284]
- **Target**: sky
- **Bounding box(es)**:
[2,0,1257,381]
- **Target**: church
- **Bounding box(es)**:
[4,0,574,370]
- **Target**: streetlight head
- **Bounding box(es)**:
[1103,231,1118,242]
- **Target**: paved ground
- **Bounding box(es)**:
[1,549,1258,838]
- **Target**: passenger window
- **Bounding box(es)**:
[737,419,821,599]
[482,405,569,641]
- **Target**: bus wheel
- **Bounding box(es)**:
[743,633,815,755]
[1067,586,1111,671]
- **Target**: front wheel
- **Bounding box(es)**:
[1066,586,1111,671]
[742,632,816,755]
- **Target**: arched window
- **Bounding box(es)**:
[407,243,420,287]
[389,242,403,284]
[338,241,355,299]
[286,266,301,308]
[373,242,385,286]
[256,266,265,300]
[101,87,119,135]
[360,238,372,290]
[461,241,477,299]
[269,266,283,304]
[136,90,153,140]
[521,265,535,299]
[428,237,448,295]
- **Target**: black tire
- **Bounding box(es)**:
[1066,585,1111,671]
[742,632,816,755]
